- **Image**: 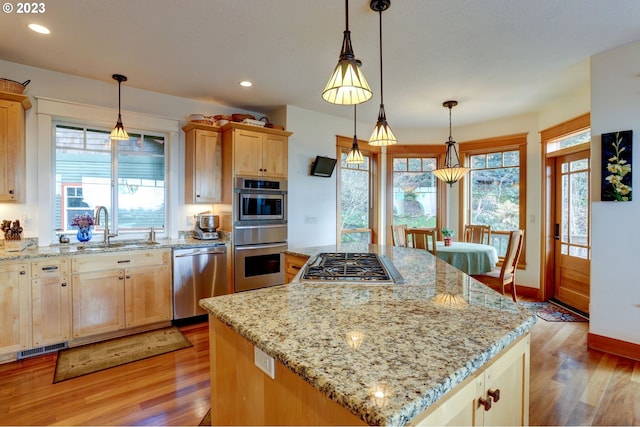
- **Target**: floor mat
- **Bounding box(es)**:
[519,301,588,322]
[53,326,192,383]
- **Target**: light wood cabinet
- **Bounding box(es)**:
[284,253,309,284]
[0,261,30,355]
[0,92,31,202]
[183,123,222,203]
[71,249,171,339]
[222,122,291,179]
[413,333,530,426]
[31,258,71,347]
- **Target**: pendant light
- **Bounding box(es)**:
[433,100,470,186]
[322,0,372,105]
[368,0,397,146]
[110,74,129,141]
[346,104,365,164]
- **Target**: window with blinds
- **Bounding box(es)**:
[54,123,166,238]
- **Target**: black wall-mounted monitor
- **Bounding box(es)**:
[310,156,337,177]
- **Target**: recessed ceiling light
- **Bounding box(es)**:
[28,24,50,34]
[239,81,252,87]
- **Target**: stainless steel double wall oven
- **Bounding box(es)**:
[233,177,287,292]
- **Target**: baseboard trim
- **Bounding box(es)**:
[588,332,640,362]
[515,285,538,299]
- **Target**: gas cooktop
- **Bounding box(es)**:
[301,252,404,284]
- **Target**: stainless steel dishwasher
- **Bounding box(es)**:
[172,244,227,321]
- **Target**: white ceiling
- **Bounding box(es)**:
[2,0,640,129]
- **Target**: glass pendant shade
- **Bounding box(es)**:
[368,105,397,146]
[322,51,372,105]
[346,104,365,165]
[433,100,470,186]
[346,138,365,164]
[322,0,372,105]
[110,115,129,140]
[111,74,129,141]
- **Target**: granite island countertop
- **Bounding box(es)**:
[200,243,536,426]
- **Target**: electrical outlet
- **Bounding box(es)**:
[254,346,275,379]
[187,215,194,226]
[21,215,31,230]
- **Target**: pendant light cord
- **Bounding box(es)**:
[448,104,453,141]
[345,0,349,32]
[378,8,384,105]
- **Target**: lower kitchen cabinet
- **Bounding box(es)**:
[124,264,171,328]
[31,259,71,347]
[0,261,30,356]
[413,333,530,426]
[71,268,125,338]
[71,249,171,340]
[284,253,309,284]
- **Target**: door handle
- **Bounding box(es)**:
[554,223,560,240]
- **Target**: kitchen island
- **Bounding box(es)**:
[200,243,536,426]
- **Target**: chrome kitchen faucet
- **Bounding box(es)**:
[94,205,117,246]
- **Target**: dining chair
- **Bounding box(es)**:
[390,224,408,247]
[471,229,524,302]
[405,228,437,255]
[464,224,491,245]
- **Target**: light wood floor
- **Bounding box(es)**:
[1,318,638,425]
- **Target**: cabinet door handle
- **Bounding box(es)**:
[478,397,492,411]
[487,388,500,402]
[119,275,124,280]
[117,260,131,264]
[125,274,131,279]
[42,266,59,271]
[61,282,67,287]
[9,189,15,194]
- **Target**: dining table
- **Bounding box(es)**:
[434,241,499,275]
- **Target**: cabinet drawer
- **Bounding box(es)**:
[71,249,169,274]
[285,254,309,276]
[31,259,69,278]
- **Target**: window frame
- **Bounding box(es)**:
[385,145,447,241]
[336,135,380,244]
[458,133,528,265]
[53,121,169,240]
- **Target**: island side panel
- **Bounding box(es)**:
[209,316,366,426]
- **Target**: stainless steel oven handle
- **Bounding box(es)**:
[234,224,287,231]
[235,243,287,252]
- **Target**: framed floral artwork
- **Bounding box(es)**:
[601,130,632,201]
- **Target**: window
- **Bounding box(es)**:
[339,149,372,243]
[391,157,438,228]
[460,134,527,258]
[336,136,379,243]
[54,123,166,238]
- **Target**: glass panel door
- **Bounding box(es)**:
[554,150,590,313]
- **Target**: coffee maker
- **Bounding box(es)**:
[193,212,219,240]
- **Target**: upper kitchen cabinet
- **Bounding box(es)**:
[0,92,31,202]
[221,122,292,179]
[183,122,222,204]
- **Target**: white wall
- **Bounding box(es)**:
[590,40,640,345]
[0,59,261,244]
[284,105,354,249]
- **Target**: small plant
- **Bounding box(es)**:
[441,227,455,238]
[71,214,94,228]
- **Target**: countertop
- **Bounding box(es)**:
[200,243,537,426]
[0,236,229,261]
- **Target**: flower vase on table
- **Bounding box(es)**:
[76,226,93,242]
[444,237,452,246]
